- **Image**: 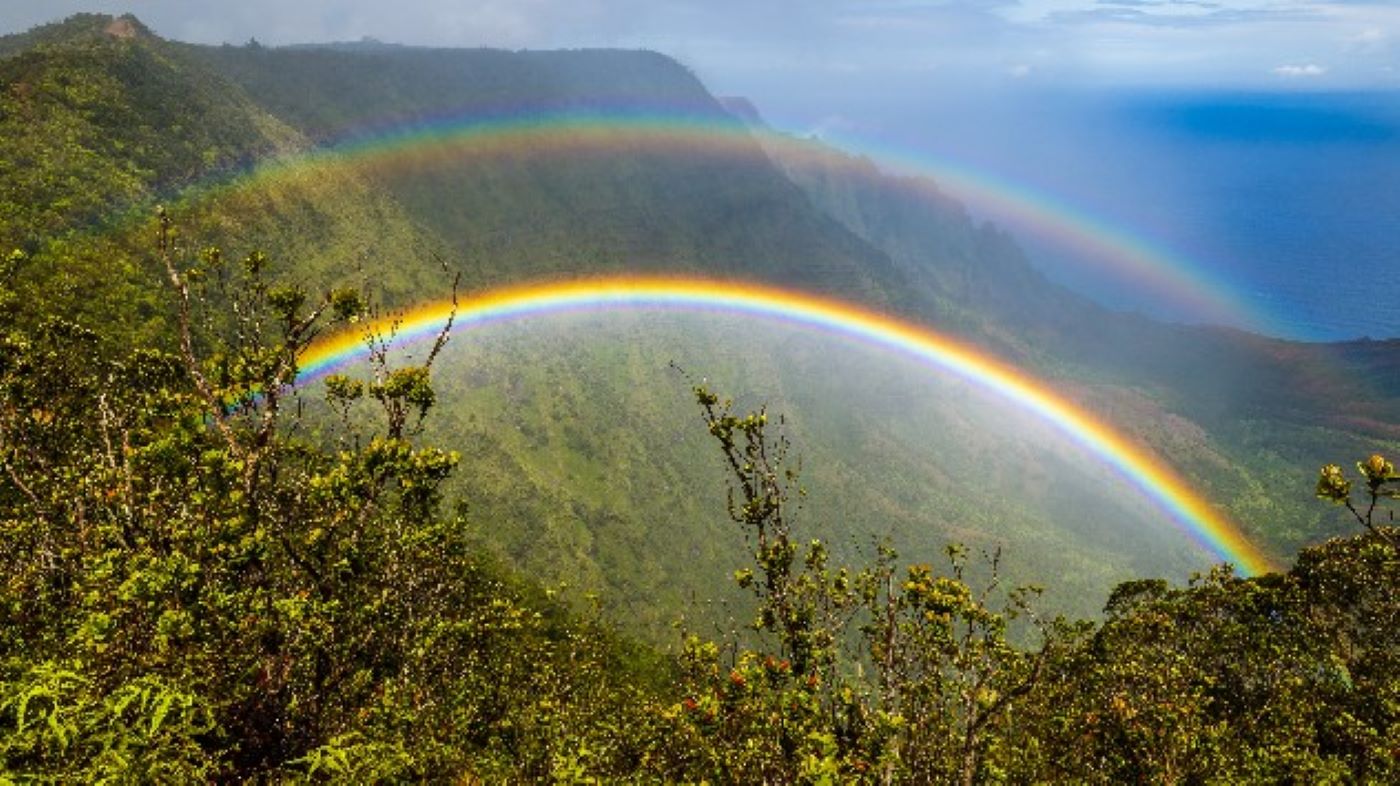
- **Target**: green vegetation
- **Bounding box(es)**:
[0,230,662,780]
[660,388,1397,782]
[191,36,916,307]
[412,315,1208,634]
[197,28,1400,571]
[0,13,452,353]
[1,15,1397,779]
[2,236,1395,778]
[5,13,1397,634]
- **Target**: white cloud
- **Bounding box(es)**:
[2,1,1398,90]
[1272,63,1327,77]
[1347,27,1387,52]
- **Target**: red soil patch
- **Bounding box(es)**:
[104,18,139,40]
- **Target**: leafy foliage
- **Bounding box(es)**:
[646,392,1399,782]
[1,15,1397,781]
[8,13,1398,641]
[1317,453,1399,548]
[3,224,1397,783]
[0,232,660,780]
[1010,534,1397,782]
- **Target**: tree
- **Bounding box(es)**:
[655,381,1054,783]
[4,209,1396,781]
[657,388,1397,784]
[996,457,1400,783]
[1316,453,1397,546]
[0,214,656,780]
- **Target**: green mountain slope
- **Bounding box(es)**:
[191,43,919,305]
[5,15,1396,639]
[763,135,1400,555]
[188,36,1245,624]
[3,15,1397,781]
[0,14,450,350]
[421,316,1217,629]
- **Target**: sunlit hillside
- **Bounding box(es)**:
[1,9,1397,782]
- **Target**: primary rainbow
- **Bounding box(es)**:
[297,276,1278,576]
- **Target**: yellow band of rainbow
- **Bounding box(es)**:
[298,276,1278,576]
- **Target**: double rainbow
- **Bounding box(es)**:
[297,276,1278,576]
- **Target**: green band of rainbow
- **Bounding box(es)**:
[189,108,1259,330]
[298,276,1278,576]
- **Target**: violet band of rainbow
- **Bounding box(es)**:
[296,276,1279,577]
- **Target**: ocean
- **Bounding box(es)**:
[1083,90,1400,341]
[802,89,1400,342]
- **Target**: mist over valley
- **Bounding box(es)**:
[1,5,1397,780]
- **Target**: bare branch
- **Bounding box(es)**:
[2,456,45,515]
[155,208,239,455]
[423,264,461,371]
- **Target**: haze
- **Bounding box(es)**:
[6,1,1396,339]
[373,312,1209,625]
[5,1,1395,94]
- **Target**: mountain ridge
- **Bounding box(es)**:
[3,14,1396,632]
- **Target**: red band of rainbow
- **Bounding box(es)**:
[297,276,1278,576]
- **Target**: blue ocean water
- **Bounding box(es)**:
[1104,91,1400,341]
[842,89,1400,341]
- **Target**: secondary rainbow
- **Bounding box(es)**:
[296,276,1278,576]
[167,108,1260,330]
[760,132,1259,329]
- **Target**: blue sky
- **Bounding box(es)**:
[2,1,1396,97]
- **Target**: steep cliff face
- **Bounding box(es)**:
[192,42,920,305]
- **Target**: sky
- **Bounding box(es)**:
[5,3,1398,340]
[2,1,1397,105]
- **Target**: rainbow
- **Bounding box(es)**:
[754,131,1260,329]
[297,276,1278,576]
[174,107,1258,330]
